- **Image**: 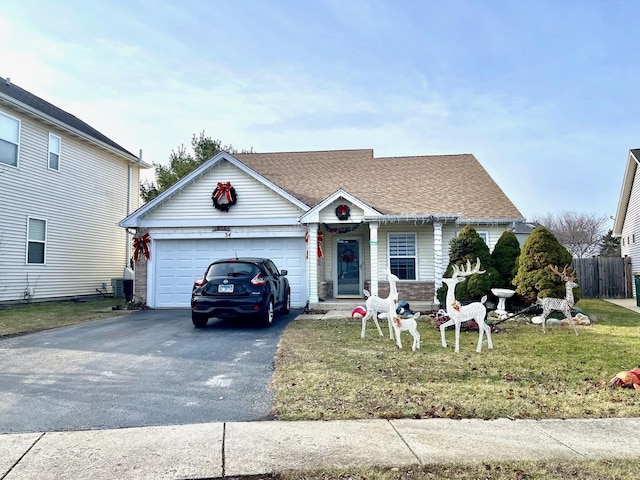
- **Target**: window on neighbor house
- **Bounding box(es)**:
[389,233,416,280]
[0,111,20,167]
[477,231,488,243]
[48,133,60,170]
[27,217,47,264]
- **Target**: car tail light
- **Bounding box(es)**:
[251,273,265,286]
[193,275,206,287]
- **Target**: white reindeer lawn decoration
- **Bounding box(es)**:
[391,312,421,351]
[537,265,579,336]
[360,270,399,340]
[440,258,493,353]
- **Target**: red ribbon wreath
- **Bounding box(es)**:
[133,233,151,260]
[212,181,237,211]
[214,182,232,201]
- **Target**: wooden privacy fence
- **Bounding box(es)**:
[571,257,632,299]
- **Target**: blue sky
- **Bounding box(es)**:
[2,1,638,224]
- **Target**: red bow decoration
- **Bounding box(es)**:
[133,233,151,260]
[214,182,232,202]
[305,230,324,259]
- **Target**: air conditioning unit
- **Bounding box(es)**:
[111,278,125,298]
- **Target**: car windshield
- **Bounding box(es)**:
[207,262,260,279]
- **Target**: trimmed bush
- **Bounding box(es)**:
[436,225,501,304]
[512,226,579,304]
[491,230,521,287]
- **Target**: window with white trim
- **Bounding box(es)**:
[27,217,47,264]
[48,133,61,170]
[477,231,488,243]
[388,233,416,280]
[0,111,20,167]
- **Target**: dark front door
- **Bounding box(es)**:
[336,238,361,296]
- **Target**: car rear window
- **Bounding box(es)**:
[207,262,260,279]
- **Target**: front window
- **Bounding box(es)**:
[389,233,416,280]
[27,217,47,264]
[0,111,20,167]
[49,133,61,170]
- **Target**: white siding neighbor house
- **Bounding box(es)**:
[0,77,150,303]
[613,148,640,296]
[120,149,525,309]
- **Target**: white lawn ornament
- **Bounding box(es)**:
[440,258,493,353]
[536,265,579,336]
[360,270,399,340]
[391,312,421,351]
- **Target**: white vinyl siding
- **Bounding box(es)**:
[0,110,20,167]
[48,133,60,170]
[1,108,142,302]
[26,217,47,264]
[621,164,640,297]
[143,159,303,224]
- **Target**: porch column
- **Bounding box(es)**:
[433,222,443,303]
[307,224,319,303]
[369,222,379,296]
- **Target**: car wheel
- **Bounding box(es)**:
[192,312,208,328]
[280,289,290,314]
[260,299,274,327]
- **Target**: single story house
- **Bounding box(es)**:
[0,76,150,303]
[120,149,524,309]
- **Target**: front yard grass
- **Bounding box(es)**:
[0,298,131,337]
[272,299,640,421]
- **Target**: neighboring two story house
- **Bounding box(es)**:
[120,149,525,309]
[613,148,640,296]
[0,77,150,303]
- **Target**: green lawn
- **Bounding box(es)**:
[272,299,640,421]
[0,298,131,337]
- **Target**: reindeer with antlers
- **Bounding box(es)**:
[440,258,493,353]
[537,265,579,335]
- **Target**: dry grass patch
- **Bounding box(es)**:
[0,298,131,336]
[272,299,640,421]
[237,459,640,480]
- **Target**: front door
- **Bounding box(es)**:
[336,238,361,297]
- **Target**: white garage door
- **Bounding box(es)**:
[153,238,307,308]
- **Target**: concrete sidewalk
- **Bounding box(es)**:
[2,417,640,479]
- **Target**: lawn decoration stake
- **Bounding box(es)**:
[536,265,579,336]
[440,258,493,353]
[360,270,399,341]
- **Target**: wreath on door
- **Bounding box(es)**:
[341,248,356,263]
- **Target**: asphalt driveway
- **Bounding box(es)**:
[0,308,299,434]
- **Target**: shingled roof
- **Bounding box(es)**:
[235,149,523,220]
[0,76,138,160]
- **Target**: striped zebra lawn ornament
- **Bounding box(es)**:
[536,265,579,336]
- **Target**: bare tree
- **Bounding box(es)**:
[534,211,609,258]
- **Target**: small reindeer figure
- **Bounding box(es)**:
[391,312,421,351]
[360,270,399,340]
[440,258,493,353]
[537,265,579,336]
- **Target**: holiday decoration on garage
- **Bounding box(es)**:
[305,230,324,258]
[133,232,151,260]
[211,181,237,211]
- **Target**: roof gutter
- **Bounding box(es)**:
[0,91,151,167]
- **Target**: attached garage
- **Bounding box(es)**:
[152,237,307,308]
